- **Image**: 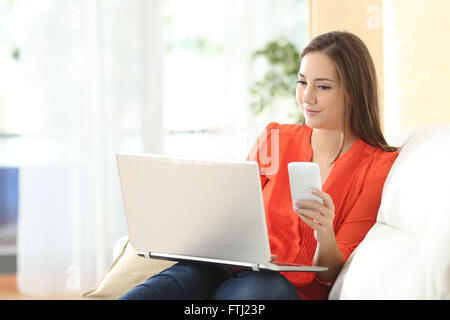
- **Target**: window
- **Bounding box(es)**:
[0,0,308,294]
[162,0,308,160]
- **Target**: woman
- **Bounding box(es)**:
[119,30,399,300]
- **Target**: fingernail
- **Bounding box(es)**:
[310,188,316,193]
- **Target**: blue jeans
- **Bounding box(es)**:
[118,262,301,300]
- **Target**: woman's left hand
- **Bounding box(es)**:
[293,188,336,243]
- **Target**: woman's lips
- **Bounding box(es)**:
[304,108,320,116]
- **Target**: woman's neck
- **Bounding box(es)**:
[311,128,357,161]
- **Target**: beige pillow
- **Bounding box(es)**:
[81,237,176,300]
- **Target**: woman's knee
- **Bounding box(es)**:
[160,262,231,283]
[211,270,301,300]
[119,262,231,300]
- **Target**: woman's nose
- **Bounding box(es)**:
[302,85,316,105]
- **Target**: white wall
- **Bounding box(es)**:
[383,0,450,141]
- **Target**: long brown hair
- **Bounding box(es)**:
[300,30,399,164]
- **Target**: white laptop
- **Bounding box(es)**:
[116,153,327,272]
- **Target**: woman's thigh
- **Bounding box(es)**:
[118,262,231,300]
[211,270,301,300]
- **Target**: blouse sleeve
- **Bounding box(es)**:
[335,153,398,264]
[335,176,387,264]
[246,122,280,190]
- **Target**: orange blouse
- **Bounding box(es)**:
[246,122,399,300]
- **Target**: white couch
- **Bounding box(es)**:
[329,124,450,299]
[83,124,450,300]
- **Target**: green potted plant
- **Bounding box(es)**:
[249,37,303,124]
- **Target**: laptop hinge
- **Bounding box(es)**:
[143,252,151,259]
[252,264,260,272]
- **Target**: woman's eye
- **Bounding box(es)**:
[296,81,330,90]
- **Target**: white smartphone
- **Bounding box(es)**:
[288,162,323,205]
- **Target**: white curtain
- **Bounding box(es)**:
[7,0,307,296]
[10,0,164,295]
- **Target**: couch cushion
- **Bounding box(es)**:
[81,236,176,299]
[329,124,450,299]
